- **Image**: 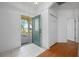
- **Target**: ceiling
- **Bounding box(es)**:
[15,2,44,10]
[7,2,45,13]
[0,2,53,15]
[51,2,79,9]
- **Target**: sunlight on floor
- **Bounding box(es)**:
[0,43,46,57]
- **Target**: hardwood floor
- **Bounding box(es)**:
[38,42,78,57]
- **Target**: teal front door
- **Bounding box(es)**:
[32,15,41,46]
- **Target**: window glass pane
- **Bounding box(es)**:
[21,19,28,35]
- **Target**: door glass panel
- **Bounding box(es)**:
[35,18,39,31]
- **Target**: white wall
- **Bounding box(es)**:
[0,2,53,52]
[0,2,54,52]
[57,6,79,42]
[48,14,57,47]
[48,8,57,47]
[75,9,79,43]
[57,9,74,42]
[8,2,35,16]
[56,2,79,42]
[0,2,33,52]
[48,4,78,43]
[40,9,49,49]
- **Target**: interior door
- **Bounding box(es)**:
[67,18,75,41]
[49,14,57,47]
[32,15,41,46]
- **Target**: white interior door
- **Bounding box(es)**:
[49,14,57,47]
[67,18,75,41]
[76,19,79,43]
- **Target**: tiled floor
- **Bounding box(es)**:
[0,43,45,57]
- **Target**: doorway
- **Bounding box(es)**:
[66,18,76,42]
[21,15,32,45]
[21,15,41,46]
